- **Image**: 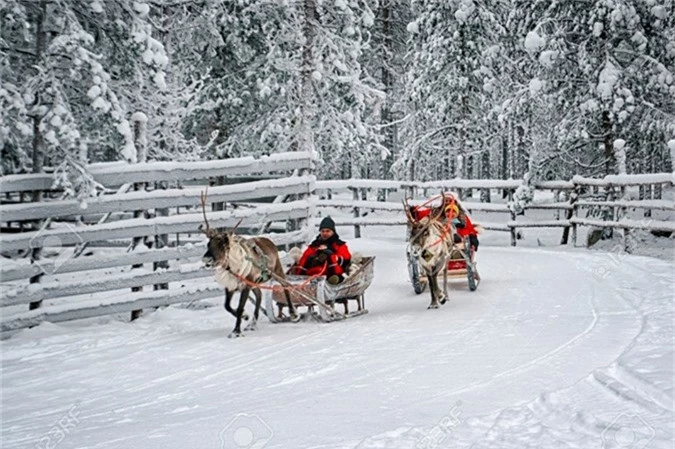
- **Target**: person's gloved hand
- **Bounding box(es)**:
[315,251,329,263]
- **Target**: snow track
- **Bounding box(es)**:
[1,233,673,449]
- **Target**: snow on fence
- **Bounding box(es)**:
[1,153,314,334]
[315,173,674,246]
[2,163,672,334]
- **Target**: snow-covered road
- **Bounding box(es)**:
[2,232,673,449]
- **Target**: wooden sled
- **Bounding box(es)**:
[264,256,375,323]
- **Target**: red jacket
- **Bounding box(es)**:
[293,235,351,277]
[410,205,477,237]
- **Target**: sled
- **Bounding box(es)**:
[264,256,375,323]
[406,233,480,294]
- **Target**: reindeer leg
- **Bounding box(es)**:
[244,288,262,332]
[440,266,448,305]
[428,270,441,309]
[229,289,249,338]
[225,290,248,321]
[224,290,236,317]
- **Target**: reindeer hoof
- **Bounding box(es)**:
[244,321,258,332]
[228,331,243,339]
[440,296,447,305]
[428,304,440,309]
[290,313,301,322]
[241,313,249,321]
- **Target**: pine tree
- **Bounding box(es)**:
[1,0,168,197]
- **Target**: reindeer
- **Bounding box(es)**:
[199,190,298,338]
[404,193,454,309]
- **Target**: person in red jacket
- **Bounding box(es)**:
[443,197,479,252]
[293,216,352,284]
[409,195,479,252]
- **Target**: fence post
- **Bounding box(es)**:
[28,120,46,309]
[619,186,631,253]
[352,187,361,238]
[509,211,517,247]
[130,113,148,321]
[561,183,579,245]
[572,201,578,247]
[154,180,170,290]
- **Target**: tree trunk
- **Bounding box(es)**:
[501,134,509,199]
[299,0,318,155]
[516,125,526,178]
[379,1,394,186]
[481,149,491,202]
[28,0,48,306]
[602,110,615,175]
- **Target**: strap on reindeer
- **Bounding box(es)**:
[241,239,272,283]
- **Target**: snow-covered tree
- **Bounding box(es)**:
[182,0,381,179]
[1,0,167,197]
[530,0,674,177]
[396,0,508,182]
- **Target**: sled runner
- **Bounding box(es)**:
[264,256,375,323]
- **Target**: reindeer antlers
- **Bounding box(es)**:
[199,187,217,238]
[432,191,446,221]
[403,197,415,223]
[199,187,245,237]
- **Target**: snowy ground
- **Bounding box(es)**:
[2,224,673,449]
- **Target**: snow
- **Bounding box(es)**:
[651,5,667,19]
[454,0,475,24]
[133,1,150,17]
[2,228,673,448]
[524,31,545,54]
[538,50,558,68]
[86,85,101,99]
[597,61,620,100]
[614,139,627,175]
[130,112,148,123]
[89,0,103,13]
[406,20,419,34]
[528,78,543,96]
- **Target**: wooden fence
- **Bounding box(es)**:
[1,152,314,333]
[1,163,672,334]
[315,173,674,247]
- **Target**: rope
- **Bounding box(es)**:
[428,219,454,248]
[229,262,328,292]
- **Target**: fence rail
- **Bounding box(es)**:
[0,152,312,193]
[1,164,672,334]
[1,153,314,333]
[2,176,314,223]
[315,173,673,246]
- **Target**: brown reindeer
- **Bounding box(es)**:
[199,190,298,338]
[404,193,453,309]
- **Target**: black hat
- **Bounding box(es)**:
[319,216,336,232]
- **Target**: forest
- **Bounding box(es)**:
[2,0,674,197]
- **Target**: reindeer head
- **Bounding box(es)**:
[199,188,241,269]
